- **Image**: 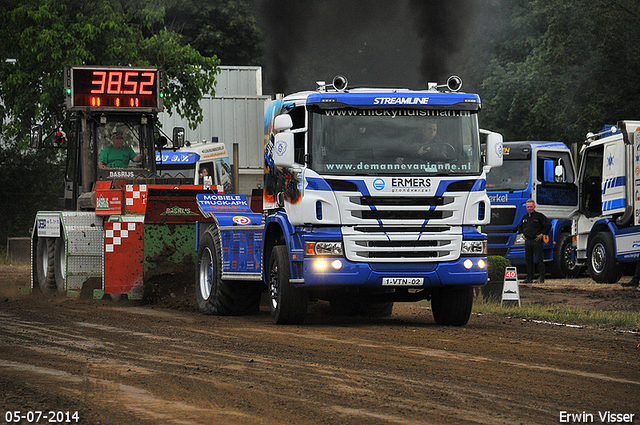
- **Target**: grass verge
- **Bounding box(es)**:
[473,298,640,329]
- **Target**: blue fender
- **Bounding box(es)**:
[264,211,305,281]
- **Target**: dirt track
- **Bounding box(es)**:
[1,264,639,425]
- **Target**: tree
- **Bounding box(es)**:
[164,0,262,66]
[0,0,220,141]
[472,0,640,145]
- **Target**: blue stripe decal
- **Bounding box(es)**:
[602,176,625,193]
[472,179,486,192]
[602,198,626,211]
[305,177,332,191]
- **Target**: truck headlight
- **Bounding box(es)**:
[514,233,525,245]
[461,240,486,254]
[305,241,344,256]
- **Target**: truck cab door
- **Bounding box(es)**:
[531,148,579,219]
[601,139,626,217]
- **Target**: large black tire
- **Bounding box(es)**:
[431,286,473,326]
[550,232,581,278]
[587,232,622,283]
[35,237,56,291]
[268,245,308,324]
[196,228,262,316]
[54,235,67,293]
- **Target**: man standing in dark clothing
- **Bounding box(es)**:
[517,199,552,283]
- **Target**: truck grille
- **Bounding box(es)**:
[343,226,461,262]
[332,189,477,262]
[489,206,517,226]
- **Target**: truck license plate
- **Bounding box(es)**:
[382,277,424,286]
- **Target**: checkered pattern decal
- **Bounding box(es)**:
[105,222,138,252]
[125,184,147,206]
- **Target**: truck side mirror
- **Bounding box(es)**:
[555,164,565,182]
[30,125,43,148]
[273,132,295,168]
[274,114,293,131]
[172,127,185,148]
[485,132,504,170]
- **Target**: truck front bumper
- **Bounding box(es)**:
[299,256,487,288]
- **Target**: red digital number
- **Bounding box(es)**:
[139,72,155,95]
[107,72,123,94]
[123,72,138,95]
[90,71,107,94]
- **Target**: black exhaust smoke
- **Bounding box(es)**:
[254,0,477,94]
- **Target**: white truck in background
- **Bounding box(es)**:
[545,121,640,282]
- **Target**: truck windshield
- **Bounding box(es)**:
[309,109,481,175]
[486,159,530,191]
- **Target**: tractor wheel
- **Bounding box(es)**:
[54,235,67,293]
[431,286,473,326]
[35,237,56,291]
[268,245,308,324]
[196,227,261,315]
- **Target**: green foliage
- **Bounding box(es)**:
[164,0,262,66]
[468,0,640,145]
[0,145,65,244]
[488,255,512,282]
[473,298,640,328]
[0,0,220,140]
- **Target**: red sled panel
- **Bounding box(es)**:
[104,221,143,295]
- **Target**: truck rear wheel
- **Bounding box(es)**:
[587,232,622,283]
[54,235,67,293]
[35,237,56,291]
[268,245,308,324]
[196,228,261,315]
[431,286,473,326]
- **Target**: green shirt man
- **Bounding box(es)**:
[98,132,142,168]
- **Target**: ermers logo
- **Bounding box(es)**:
[391,177,431,187]
[373,178,385,191]
[373,97,429,105]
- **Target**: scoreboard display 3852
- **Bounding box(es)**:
[64,65,164,112]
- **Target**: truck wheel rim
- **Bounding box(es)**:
[199,247,214,299]
[562,242,576,270]
[269,263,279,310]
[591,243,606,273]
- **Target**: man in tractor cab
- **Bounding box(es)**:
[98,131,142,169]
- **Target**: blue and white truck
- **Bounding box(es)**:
[484,141,580,278]
[194,76,503,325]
[546,121,640,283]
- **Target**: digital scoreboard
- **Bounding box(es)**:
[64,65,164,112]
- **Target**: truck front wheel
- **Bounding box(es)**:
[552,232,580,278]
[587,232,622,283]
[268,245,308,324]
[431,286,473,326]
[196,228,261,315]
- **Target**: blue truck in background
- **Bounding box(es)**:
[484,141,580,278]
[194,75,504,326]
